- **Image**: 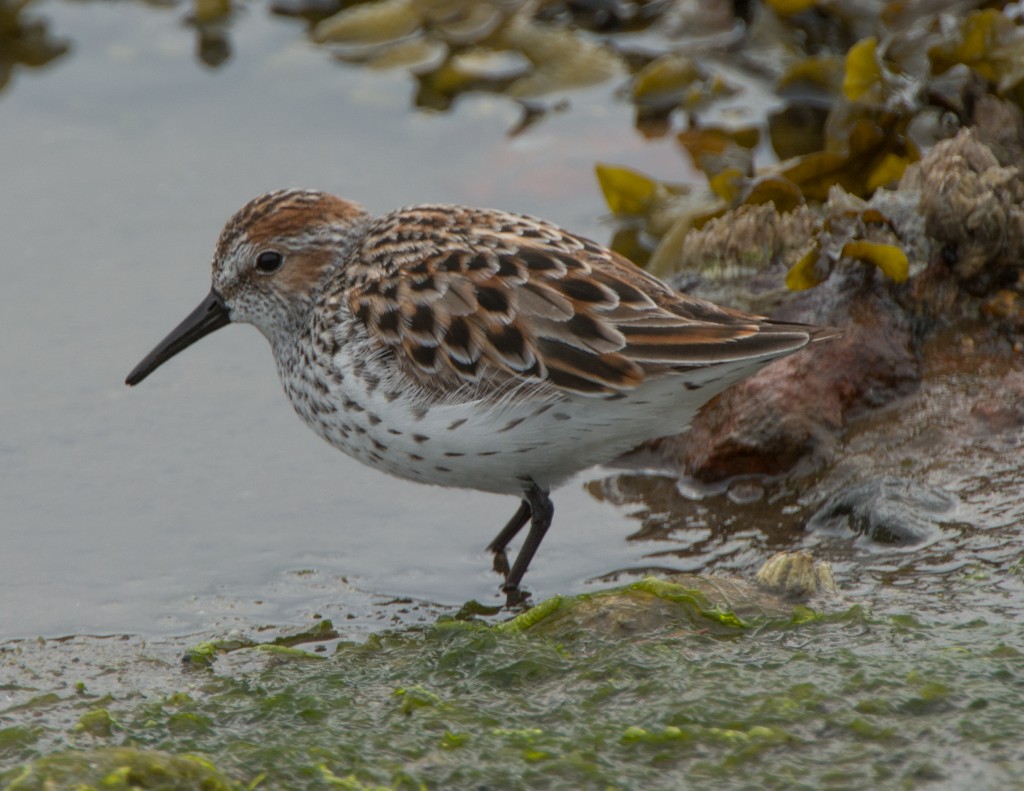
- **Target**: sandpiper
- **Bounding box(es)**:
[127,189,836,605]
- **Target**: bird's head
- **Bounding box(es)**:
[126,189,369,386]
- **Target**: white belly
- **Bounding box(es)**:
[282,350,761,496]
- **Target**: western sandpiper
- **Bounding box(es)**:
[127,190,836,605]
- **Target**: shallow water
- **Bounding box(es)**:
[0,0,680,638]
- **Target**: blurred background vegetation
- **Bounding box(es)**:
[6,0,1023,272]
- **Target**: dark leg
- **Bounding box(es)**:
[501,483,554,606]
[487,500,532,554]
[487,499,531,578]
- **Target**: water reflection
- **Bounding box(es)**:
[0,0,754,126]
[0,0,70,91]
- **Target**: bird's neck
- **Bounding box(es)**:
[261,224,368,357]
[261,296,315,359]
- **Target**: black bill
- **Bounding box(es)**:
[125,289,231,386]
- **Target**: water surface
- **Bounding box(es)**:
[0,0,685,638]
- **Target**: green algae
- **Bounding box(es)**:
[3,583,1024,789]
[628,577,747,628]
[0,728,39,758]
[182,640,228,669]
[183,620,338,666]
[3,747,239,791]
[72,708,117,738]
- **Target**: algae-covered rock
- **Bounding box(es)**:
[624,123,1024,485]
[3,746,240,791]
[497,552,838,637]
[72,707,117,738]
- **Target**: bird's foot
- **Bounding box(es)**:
[501,584,531,610]
[491,548,511,577]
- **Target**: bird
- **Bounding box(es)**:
[126,189,837,606]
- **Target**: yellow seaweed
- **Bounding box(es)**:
[313,0,420,45]
[843,37,881,103]
[785,244,824,290]
[842,240,909,282]
[499,12,622,98]
[595,163,657,215]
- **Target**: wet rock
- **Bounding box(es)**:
[312,0,623,100]
[497,10,624,97]
[970,94,1024,168]
[915,128,1024,284]
[512,566,837,637]
[807,477,957,546]
[561,0,640,32]
[632,124,1024,483]
[270,0,343,21]
[516,551,839,635]
[644,279,918,481]
[313,0,423,46]
[980,281,1024,333]
[970,370,1024,432]
[755,551,838,599]
[665,202,822,315]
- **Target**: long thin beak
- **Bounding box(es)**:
[125,289,231,386]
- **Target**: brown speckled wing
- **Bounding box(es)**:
[344,206,821,396]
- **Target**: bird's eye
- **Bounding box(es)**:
[255,250,284,274]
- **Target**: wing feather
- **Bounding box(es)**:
[343,205,828,397]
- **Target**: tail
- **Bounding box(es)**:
[763,319,843,346]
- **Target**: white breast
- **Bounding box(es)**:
[280,334,770,496]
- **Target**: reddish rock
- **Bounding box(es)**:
[970,370,1024,432]
[642,285,918,482]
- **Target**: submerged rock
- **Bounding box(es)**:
[807,477,957,547]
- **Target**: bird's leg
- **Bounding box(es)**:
[501,483,554,608]
[487,499,531,577]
